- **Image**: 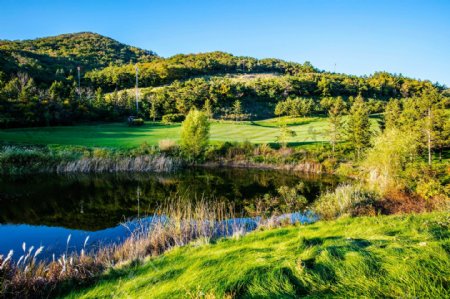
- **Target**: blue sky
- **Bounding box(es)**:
[1,0,449,86]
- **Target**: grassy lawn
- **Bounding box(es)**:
[0,117,333,148]
[64,212,449,298]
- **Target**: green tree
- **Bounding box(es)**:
[203,98,213,119]
[274,98,314,117]
[346,94,371,160]
[180,109,210,160]
[277,122,297,148]
[149,95,157,122]
[232,100,242,121]
[326,97,345,154]
[436,118,450,162]
[418,87,445,166]
[94,87,103,104]
[384,99,401,129]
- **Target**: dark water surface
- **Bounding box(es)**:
[0,168,343,259]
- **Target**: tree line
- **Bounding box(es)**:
[0,68,448,128]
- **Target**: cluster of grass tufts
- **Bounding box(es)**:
[0,144,183,174]
[313,184,380,219]
[64,212,450,298]
[0,145,82,174]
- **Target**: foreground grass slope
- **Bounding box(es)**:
[65,213,449,298]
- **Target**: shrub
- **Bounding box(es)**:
[128,117,144,126]
[131,142,157,156]
[180,110,210,160]
[254,143,273,156]
[416,178,444,200]
[204,142,234,161]
[162,113,185,124]
[363,128,419,191]
[277,183,308,211]
[158,139,178,153]
[335,162,357,177]
[274,97,314,117]
[92,148,110,158]
[313,184,379,219]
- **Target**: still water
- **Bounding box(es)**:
[0,168,343,259]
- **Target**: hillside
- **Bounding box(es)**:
[0,32,447,128]
[0,32,157,83]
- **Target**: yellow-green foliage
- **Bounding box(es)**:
[180,110,210,160]
[313,184,379,219]
[363,128,419,191]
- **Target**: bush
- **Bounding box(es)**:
[416,179,444,200]
[274,97,314,117]
[158,139,178,153]
[313,184,379,219]
[180,110,210,160]
[130,142,158,156]
[162,113,185,124]
[128,118,144,126]
[363,128,419,191]
[92,148,110,158]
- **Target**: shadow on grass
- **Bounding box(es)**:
[61,234,389,298]
[265,141,325,148]
[251,118,320,128]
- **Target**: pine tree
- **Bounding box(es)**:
[327,97,345,154]
[233,100,242,121]
[203,98,213,119]
[384,99,401,129]
[346,94,371,160]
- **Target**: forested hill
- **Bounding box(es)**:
[86,51,319,91]
[0,32,448,128]
[0,32,319,88]
[0,32,157,83]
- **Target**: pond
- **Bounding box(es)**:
[0,168,343,260]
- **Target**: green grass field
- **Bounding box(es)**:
[0,117,335,148]
[64,212,449,298]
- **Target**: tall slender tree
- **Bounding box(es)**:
[327,97,345,154]
[418,87,446,166]
[203,98,213,120]
[346,94,372,160]
[233,100,242,121]
[384,98,402,130]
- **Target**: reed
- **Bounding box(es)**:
[0,199,307,298]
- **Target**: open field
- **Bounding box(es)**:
[0,117,332,148]
[64,212,450,298]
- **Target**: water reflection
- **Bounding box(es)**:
[0,167,344,258]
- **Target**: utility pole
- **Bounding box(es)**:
[77,66,81,101]
[135,64,139,116]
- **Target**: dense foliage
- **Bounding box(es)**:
[0,32,156,84]
[180,109,210,160]
[1,32,448,127]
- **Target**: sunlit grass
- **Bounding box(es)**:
[65,212,449,298]
[0,117,334,148]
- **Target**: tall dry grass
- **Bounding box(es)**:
[0,199,310,298]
